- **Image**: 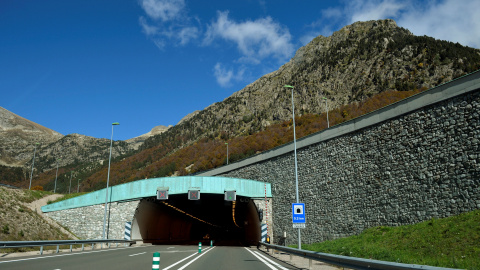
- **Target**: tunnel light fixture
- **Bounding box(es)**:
[157,187,169,200]
[188,189,200,200]
[232,201,240,228]
[224,190,236,201]
[161,201,219,227]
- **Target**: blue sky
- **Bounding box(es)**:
[1,0,479,141]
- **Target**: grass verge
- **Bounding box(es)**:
[300,210,480,270]
[47,192,88,204]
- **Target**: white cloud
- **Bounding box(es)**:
[178,27,199,45]
[140,0,185,22]
[347,0,407,23]
[204,11,294,63]
[153,38,166,50]
[397,0,480,48]
[311,0,480,49]
[213,63,245,88]
[139,0,199,48]
[139,16,159,36]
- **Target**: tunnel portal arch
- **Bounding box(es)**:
[131,177,272,246]
[42,176,272,245]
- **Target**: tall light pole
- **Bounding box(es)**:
[54,159,61,193]
[68,171,73,194]
[284,85,301,249]
[225,142,229,165]
[323,97,329,128]
[29,143,39,190]
[102,122,119,240]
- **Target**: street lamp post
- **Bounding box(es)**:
[68,171,73,194]
[225,142,229,165]
[284,85,301,249]
[54,159,61,193]
[102,122,119,240]
[29,143,39,190]
[323,97,329,128]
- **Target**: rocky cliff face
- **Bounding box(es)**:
[126,125,172,150]
[35,133,133,172]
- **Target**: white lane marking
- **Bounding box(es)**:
[129,252,146,257]
[244,247,278,270]
[162,247,213,270]
[162,250,197,253]
[0,245,146,264]
[162,251,199,270]
[167,247,175,249]
[177,247,215,270]
[253,250,290,270]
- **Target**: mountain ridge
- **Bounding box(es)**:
[1,19,479,190]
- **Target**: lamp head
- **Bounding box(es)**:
[283,85,294,89]
[112,122,120,126]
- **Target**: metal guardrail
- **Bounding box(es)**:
[0,183,20,189]
[259,242,461,270]
[0,239,135,255]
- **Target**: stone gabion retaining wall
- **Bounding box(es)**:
[219,90,480,245]
[253,198,273,241]
[45,200,139,239]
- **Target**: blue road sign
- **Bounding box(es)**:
[292,203,306,223]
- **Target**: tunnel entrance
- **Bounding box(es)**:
[134,194,261,246]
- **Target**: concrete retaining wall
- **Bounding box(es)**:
[45,200,139,239]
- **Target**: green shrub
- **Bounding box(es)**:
[2,224,10,234]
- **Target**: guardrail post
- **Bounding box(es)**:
[152,252,160,270]
[70,245,73,252]
[92,243,94,250]
[108,242,111,248]
[40,246,43,255]
[56,245,59,253]
[309,258,312,269]
[82,244,84,251]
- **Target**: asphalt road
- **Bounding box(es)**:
[0,245,298,270]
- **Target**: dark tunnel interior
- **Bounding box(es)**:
[134,194,261,246]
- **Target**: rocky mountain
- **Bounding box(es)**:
[0,107,63,167]
[141,19,480,149]
[126,125,172,150]
[1,19,479,190]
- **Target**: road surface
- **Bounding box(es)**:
[0,245,300,270]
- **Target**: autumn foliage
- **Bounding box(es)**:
[31,185,44,191]
[70,87,424,191]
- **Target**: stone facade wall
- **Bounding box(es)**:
[45,200,139,239]
[218,90,480,245]
[253,198,273,242]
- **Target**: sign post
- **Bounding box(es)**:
[292,203,306,229]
